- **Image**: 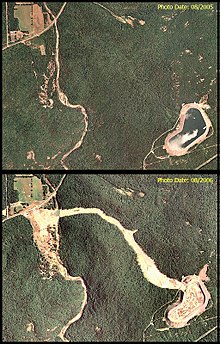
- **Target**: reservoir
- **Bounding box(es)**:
[168,108,207,149]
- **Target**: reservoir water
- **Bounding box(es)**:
[169,108,207,148]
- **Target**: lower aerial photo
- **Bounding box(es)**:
[2,173,217,342]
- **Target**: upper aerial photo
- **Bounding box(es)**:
[2,2,217,170]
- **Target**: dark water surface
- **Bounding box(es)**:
[169,108,207,148]
[181,108,207,147]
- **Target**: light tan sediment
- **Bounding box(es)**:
[59,207,185,291]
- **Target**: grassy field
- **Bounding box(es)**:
[14,175,43,203]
